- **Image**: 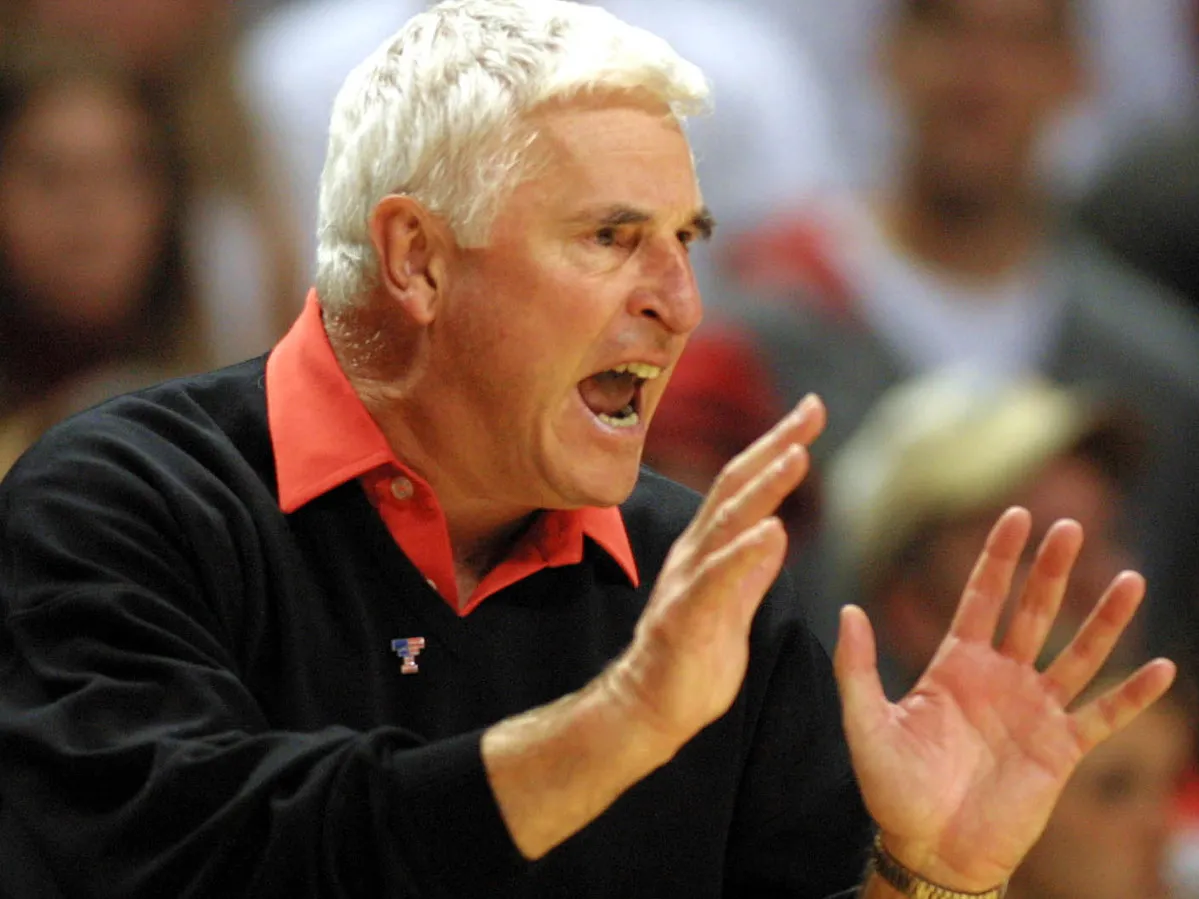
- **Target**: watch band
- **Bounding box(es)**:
[867,834,1007,899]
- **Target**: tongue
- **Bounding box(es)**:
[578,371,637,417]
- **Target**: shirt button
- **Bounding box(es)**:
[425,577,438,591]
[390,477,414,501]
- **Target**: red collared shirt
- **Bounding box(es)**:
[265,291,640,616]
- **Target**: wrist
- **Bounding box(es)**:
[599,646,700,758]
[481,670,679,860]
[588,664,684,769]
[875,833,1009,897]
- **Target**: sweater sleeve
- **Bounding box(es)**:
[0,425,527,898]
[722,574,873,898]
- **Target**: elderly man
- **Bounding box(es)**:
[0,2,1173,897]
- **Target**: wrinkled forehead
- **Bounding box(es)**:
[530,93,689,157]
[513,95,700,202]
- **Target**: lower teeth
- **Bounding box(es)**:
[597,406,639,429]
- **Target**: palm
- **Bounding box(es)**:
[834,509,1175,891]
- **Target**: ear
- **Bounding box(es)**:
[368,195,453,327]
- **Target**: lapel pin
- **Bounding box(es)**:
[390,637,426,674]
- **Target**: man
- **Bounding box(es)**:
[647,0,1199,655]
[821,374,1199,899]
[821,373,1142,695]
[0,2,1174,897]
[743,0,1199,196]
[1005,672,1196,899]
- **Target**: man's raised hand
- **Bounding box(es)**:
[608,394,826,748]
[835,507,1176,893]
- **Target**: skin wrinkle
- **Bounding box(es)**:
[330,94,705,597]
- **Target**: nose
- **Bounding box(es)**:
[628,236,703,336]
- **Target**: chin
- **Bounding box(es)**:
[556,458,643,509]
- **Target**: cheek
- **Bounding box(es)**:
[447,267,596,382]
[0,181,65,288]
[98,181,168,270]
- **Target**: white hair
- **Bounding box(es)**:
[314,0,710,311]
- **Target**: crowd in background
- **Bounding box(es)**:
[2,1,1199,896]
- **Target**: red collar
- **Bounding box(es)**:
[265,291,639,616]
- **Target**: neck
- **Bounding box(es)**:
[329,310,536,593]
[356,392,538,588]
[883,168,1047,281]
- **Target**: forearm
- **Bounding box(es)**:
[482,668,679,860]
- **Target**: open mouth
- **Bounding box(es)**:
[577,362,663,430]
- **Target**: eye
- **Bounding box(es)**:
[676,229,696,250]
[593,225,640,253]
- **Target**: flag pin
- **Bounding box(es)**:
[390,637,426,674]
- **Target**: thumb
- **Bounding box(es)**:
[833,604,889,743]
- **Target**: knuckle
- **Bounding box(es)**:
[710,465,738,497]
[693,550,735,594]
[712,502,737,533]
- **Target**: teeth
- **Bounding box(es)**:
[597,409,641,429]
[611,362,662,380]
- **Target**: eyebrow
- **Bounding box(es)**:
[580,204,717,241]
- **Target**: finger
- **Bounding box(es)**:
[695,441,810,558]
[691,515,789,625]
[1071,658,1177,754]
[694,394,825,530]
[999,519,1083,664]
[1041,570,1147,706]
[834,605,890,744]
[947,507,1032,645]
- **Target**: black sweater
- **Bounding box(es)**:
[0,356,870,898]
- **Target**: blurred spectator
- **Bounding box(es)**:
[236,0,427,283]
[821,372,1142,694]
[748,0,1199,196]
[0,38,206,475]
[8,0,305,363]
[1078,125,1199,314]
[236,0,844,310]
[1008,669,1196,899]
[648,0,1199,662]
[824,371,1199,898]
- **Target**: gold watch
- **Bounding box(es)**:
[867,834,1007,899]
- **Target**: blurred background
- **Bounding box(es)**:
[2,1,1199,894]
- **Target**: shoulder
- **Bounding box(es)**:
[1061,234,1199,391]
[621,467,703,555]
[1,356,273,507]
[0,357,281,627]
[619,468,814,626]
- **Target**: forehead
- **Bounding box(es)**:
[11,81,146,146]
[511,98,701,219]
[903,0,1068,29]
